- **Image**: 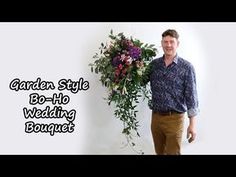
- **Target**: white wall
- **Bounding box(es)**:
[0,22,234,154]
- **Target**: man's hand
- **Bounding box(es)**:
[187,117,196,143]
[187,125,196,143]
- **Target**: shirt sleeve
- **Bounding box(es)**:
[184,64,199,118]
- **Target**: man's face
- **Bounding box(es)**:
[161,36,179,57]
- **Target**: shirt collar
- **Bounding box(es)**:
[161,54,179,64]
[173,54,179,64]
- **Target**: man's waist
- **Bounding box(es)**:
[154,110,185,116]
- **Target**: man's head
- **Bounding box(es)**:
[162,29,179,39]
[161,29,179,57]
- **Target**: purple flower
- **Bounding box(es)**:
[128,46,141,60]
[112,55,123,67]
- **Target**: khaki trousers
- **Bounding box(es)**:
[151,111,184,155]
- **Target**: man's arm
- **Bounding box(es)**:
[185,64,199,143]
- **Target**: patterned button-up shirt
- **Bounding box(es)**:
[146,55,199,118]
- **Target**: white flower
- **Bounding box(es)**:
[122,86,127,95]
[112,84,119,91]
[137,69,143,76]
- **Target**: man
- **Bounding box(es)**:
[143,29,199,155]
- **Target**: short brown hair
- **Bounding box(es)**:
[162,29,179,39]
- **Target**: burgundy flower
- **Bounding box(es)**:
[121,39,134,48]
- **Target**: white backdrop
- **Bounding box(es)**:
[0,22,234,154]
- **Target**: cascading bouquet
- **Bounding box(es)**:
[89,30,157,152]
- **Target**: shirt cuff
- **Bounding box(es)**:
[187,108,199,118]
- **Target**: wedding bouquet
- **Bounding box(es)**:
[89,30,157,150]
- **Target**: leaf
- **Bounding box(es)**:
[109,35,116,40]
[118,32,123,36]
[95,67,98,74]
[148,44,155,48]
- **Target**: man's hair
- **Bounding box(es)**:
[162,29,179,39]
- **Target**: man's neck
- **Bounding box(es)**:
[164,54,176,62]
